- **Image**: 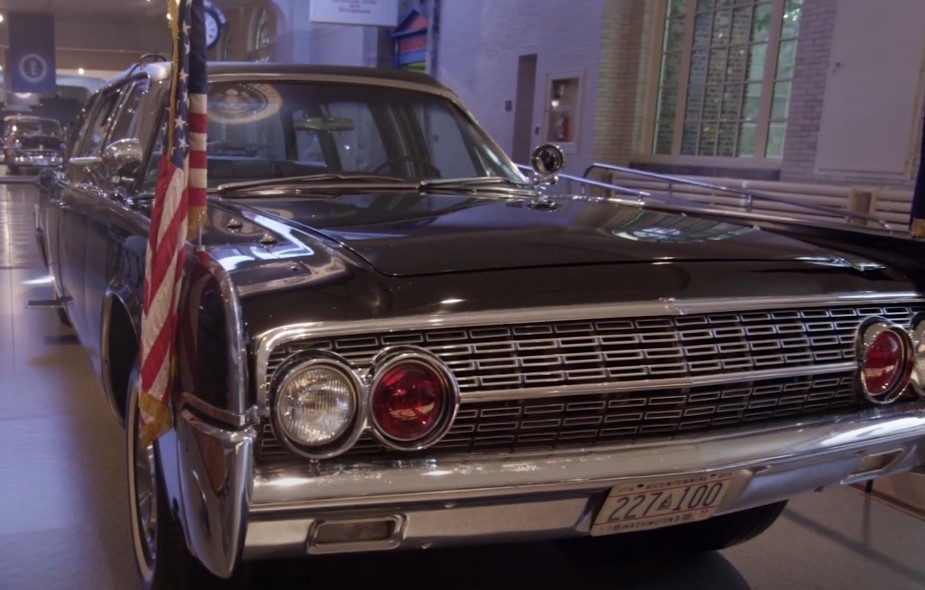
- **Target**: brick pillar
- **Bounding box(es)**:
[778,0,836,184]
[591,0,654,167]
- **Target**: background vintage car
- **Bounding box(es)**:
[35,61,925,588]
[2,115,66,174]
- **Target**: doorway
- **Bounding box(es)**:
[512,54,537,164]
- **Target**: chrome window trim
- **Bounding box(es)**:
[254,292,923,409]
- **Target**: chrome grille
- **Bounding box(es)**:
[265,305,922,393]
[258,303,925,462]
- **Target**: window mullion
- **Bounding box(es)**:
[671,0,697,155]
[754,0,785,159]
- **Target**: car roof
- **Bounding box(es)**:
[115,60,448,91]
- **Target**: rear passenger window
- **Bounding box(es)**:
[65,96,97,161]
[73,90,121,158]
[108,79,149,143]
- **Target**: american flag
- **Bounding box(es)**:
[139,0,208,446]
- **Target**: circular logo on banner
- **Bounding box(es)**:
[208,84,282,125]
[18,54,49,84]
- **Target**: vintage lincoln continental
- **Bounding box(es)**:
[34,61,925,587]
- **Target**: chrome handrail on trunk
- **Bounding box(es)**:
[515,163,903,236]
[583,162,897,233]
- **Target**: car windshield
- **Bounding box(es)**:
[9,119,63,138]
[149,80,524,189]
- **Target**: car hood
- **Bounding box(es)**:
[222,191,880,277]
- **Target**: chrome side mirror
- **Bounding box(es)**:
[101,138,144,188]
[530,143,565,178]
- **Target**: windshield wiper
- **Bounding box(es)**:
[417,176,532,193]
[216,173,408,195]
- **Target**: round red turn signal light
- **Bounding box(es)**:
[370,353,458,449]
[859,321,911,405]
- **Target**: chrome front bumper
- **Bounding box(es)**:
[176,404,925,576]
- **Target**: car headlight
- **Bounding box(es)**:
[274,360,359,452]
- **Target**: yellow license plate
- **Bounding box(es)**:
[591,472,736,536]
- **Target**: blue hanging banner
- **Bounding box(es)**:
[6,12,57,94]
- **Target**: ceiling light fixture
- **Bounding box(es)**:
[0,14,5,23]
[78,68,85,75]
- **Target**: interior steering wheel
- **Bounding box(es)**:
[370,156,442,178]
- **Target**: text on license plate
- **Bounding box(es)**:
[591,472,736,536]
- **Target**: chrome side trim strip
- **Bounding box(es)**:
[254,292,922,405]
[462,362,857,402]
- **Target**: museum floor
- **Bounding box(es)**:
[1,181,924,590]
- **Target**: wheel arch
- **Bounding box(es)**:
[101,281,142,426]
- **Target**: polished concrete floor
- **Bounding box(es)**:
[1,182,925,589]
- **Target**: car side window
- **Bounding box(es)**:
[73,90,122,158]
[65,95,98,162]
[108,79,149,144]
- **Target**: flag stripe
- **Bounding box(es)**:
[138,0,209,447]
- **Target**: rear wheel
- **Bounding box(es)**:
[560,501,787,559]
[126,367,246,590]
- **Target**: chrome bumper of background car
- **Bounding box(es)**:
[177,404,925,571]
[10,153,61,166]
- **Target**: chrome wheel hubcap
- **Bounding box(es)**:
[131,410,158,573]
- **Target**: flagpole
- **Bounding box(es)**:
[910,108,925,238]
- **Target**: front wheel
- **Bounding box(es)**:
[126,368,245,589]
